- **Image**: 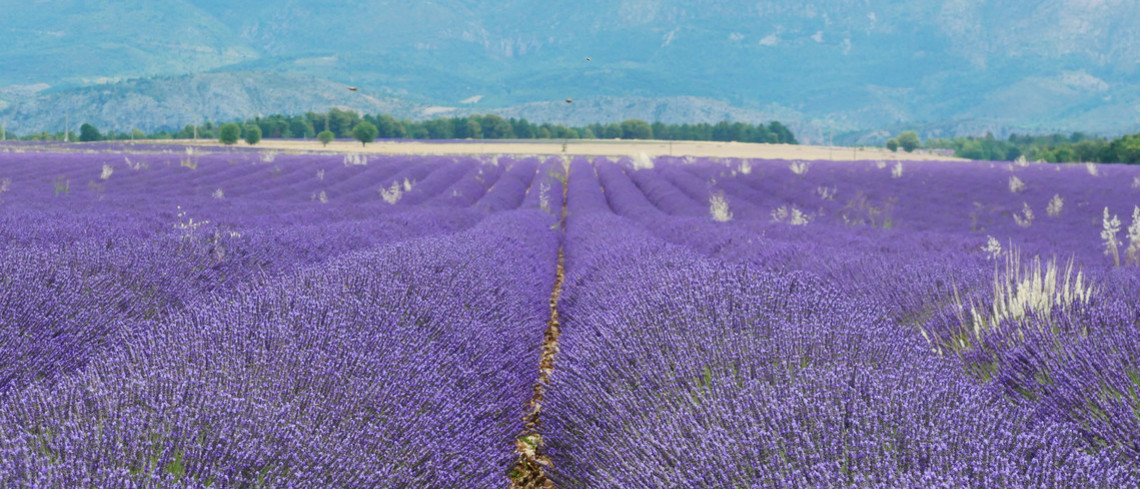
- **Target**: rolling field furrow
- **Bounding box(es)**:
[541,158,1140,487]
[624,165,707,217]
[595,159,663,219]
[1,148,1139,487]
[425,161,505,207]
[477,157,540,212]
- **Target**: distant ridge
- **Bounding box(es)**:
[2,1,1139,141]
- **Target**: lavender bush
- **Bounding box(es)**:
[1,146,1138,487]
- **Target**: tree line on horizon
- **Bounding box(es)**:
[4,109,798,145]
[884,129,1140,164]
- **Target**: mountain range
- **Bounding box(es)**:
[2,1,1138,143]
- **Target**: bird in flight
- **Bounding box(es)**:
[347,86,359,92]
[565,98,573,104]
[586,57,591,61]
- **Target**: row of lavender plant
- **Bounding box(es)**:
[542,156,1140,487]
[0,150,562,486]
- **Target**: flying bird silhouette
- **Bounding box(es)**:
[586,57,591,61]
[347,86,359,92]
[565,98,573,104]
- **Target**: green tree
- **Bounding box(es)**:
[768,121,796,144]
[289,117,314,139]
[328,108,360,137]
[621,119,653,140]
[898,131,921,152]
[79,123,102,142]
[353,121,379,146]
[885,139,899,152]
[317,130,335,146]
[602,122,622,139]
[482,115,515,139]
[219,123,241,145]
[243,125,262,145]
[465,117,483,139]
[424,119,454,139]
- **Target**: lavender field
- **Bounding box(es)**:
[1,146,1139,488]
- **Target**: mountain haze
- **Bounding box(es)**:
[2,1,1138,142]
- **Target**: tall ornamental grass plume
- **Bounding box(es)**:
[0,177,10,194]
[815,185,837,200]
[982,235,1002,260]
[1009,175,1026,193]
[380,181,403,204]
[891,161,904,178]
[343,153,368,166]
[313,190,329,203]
[1103,207,1122,267]
[771,204,810,225]
[789,160,809,176]
[632,152,654,170]
[1086,162,1099,176]
[738,160,752,175]
[100,164,113,180]
[211,188,224,200]
[1015,154,1029,167]
[1133,176,1140,189]
[1047,193,1064,217]
[1013,202,1034,228]
[259,151,277,163]
[709,191,732,222]
[875,160,887,169]
[316,169,325,181]
[953,249,1093,348]
[1127,206,1140,265]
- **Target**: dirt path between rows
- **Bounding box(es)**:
[509,164,569,489]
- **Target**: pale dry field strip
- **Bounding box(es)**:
[172,139,966,161]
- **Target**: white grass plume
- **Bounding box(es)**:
[316,169,325,181]
[212,188,225,200]
[313,190,329,204]
[1046,194,1063,217]
[403,178,414,192]
[1009,175,1025,193]
[982,235,1002,260]
[1127,206,1140,266]
[380,182,402,204]
[1013,202,1034,228]
[1086,162,1099,176]
[955,250,1093,344]
[1103,207,1122,267]
[709,192,733,222]
[100,164,114,180]
[260,151,277,163]
[875,160,887,170]
[772,205,810,225]
[344,154,368,166]
[891,162,904,179]
[816,186,837,200]
[789,160,810,176]
[739,160,752,175]
[1132,177,1140,189]
[632,152,654,170]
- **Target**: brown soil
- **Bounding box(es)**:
[167,138,964,162]
[509,167,569,489]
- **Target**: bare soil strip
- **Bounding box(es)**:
[509,166,569,489]
[167,138,965,162]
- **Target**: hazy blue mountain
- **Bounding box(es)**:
[2,0,1138,141]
